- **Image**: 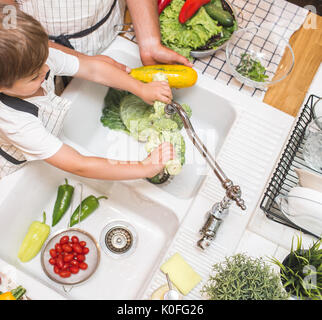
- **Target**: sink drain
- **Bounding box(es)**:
[146,170,174,185]
[100,221,137,259]
[105,227,133,253]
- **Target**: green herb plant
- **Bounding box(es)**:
[270,235,322,300]
[236,53,269,82]
[201,253,289,300]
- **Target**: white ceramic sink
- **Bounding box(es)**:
[0,161,178,299]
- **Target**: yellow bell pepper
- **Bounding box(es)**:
[0,286,26,300]
[18,212,50,263]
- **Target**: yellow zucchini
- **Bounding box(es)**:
[130,65,198,88]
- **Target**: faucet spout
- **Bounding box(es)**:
[165,102,246,210]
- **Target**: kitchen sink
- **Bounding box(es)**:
[62,43,236,201]
[0,161,179,299]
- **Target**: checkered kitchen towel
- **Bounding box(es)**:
[123,0,308,100]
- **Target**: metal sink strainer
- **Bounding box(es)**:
[99,221,137,259]
[41,228,100,287]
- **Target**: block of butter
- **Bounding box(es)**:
[160,252,202,296]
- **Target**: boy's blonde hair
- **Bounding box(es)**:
[0,4,49,88]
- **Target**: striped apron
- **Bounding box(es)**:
[17,0,126,55]
[0,70,71,179]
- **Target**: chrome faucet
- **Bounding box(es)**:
[164,102,246,250]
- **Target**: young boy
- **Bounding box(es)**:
[0,6,175,180]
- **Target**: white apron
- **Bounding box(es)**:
[0,70,71,179]
[17,0,126,55]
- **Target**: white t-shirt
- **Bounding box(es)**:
[0,48,79,178]
[17,0,126,56]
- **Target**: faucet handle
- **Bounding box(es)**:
[224,181,246,210]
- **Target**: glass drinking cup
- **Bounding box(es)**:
[303,116,322,174]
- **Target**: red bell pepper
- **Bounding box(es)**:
[179,0,211,23]
[158,0,173,15]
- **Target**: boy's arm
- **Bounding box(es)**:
[75,55,172,105]
[45,143,174,180]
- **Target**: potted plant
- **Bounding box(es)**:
[201,253,289,300]
[270,235,322,300]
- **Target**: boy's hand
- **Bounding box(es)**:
[139,81,173,105]
[141,142,175,178]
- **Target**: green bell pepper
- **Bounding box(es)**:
[69,195,108,227]
[52,178,74,227]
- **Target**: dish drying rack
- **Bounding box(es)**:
[260,94,321,239]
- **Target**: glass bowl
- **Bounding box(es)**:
[225,26,295,89]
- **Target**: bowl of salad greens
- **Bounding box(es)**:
[159,0,239,60]
[225,26,295,89]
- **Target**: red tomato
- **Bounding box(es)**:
[62,244,72,253]
[56,254,64,266]
[55,243,63,253]
[76,254,85,262]
[54,266,60,274]
[63,254,74,263]
[72,243,83,254]
[82,247,89,255]
[59,270,71,278]
[60,236,69,244]
[71,236,79,243]
[49,258,56,265]
[62,263,70,271]
[70,260,79,267]
[70,266,79,274]
[79,241,86,247]
[79,262,88,270]
[49,249,57,258]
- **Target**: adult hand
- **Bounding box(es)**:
[140,42,193,67]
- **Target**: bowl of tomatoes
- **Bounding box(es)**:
[41,229,100,286]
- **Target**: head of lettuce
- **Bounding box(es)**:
[160,0,222,60]
[160,0,237,60]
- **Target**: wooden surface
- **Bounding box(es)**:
[263,12,322,117]
[123,10,322,117]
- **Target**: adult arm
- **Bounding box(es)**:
[126,0,193,67]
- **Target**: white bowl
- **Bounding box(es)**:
[276,186,322,237]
